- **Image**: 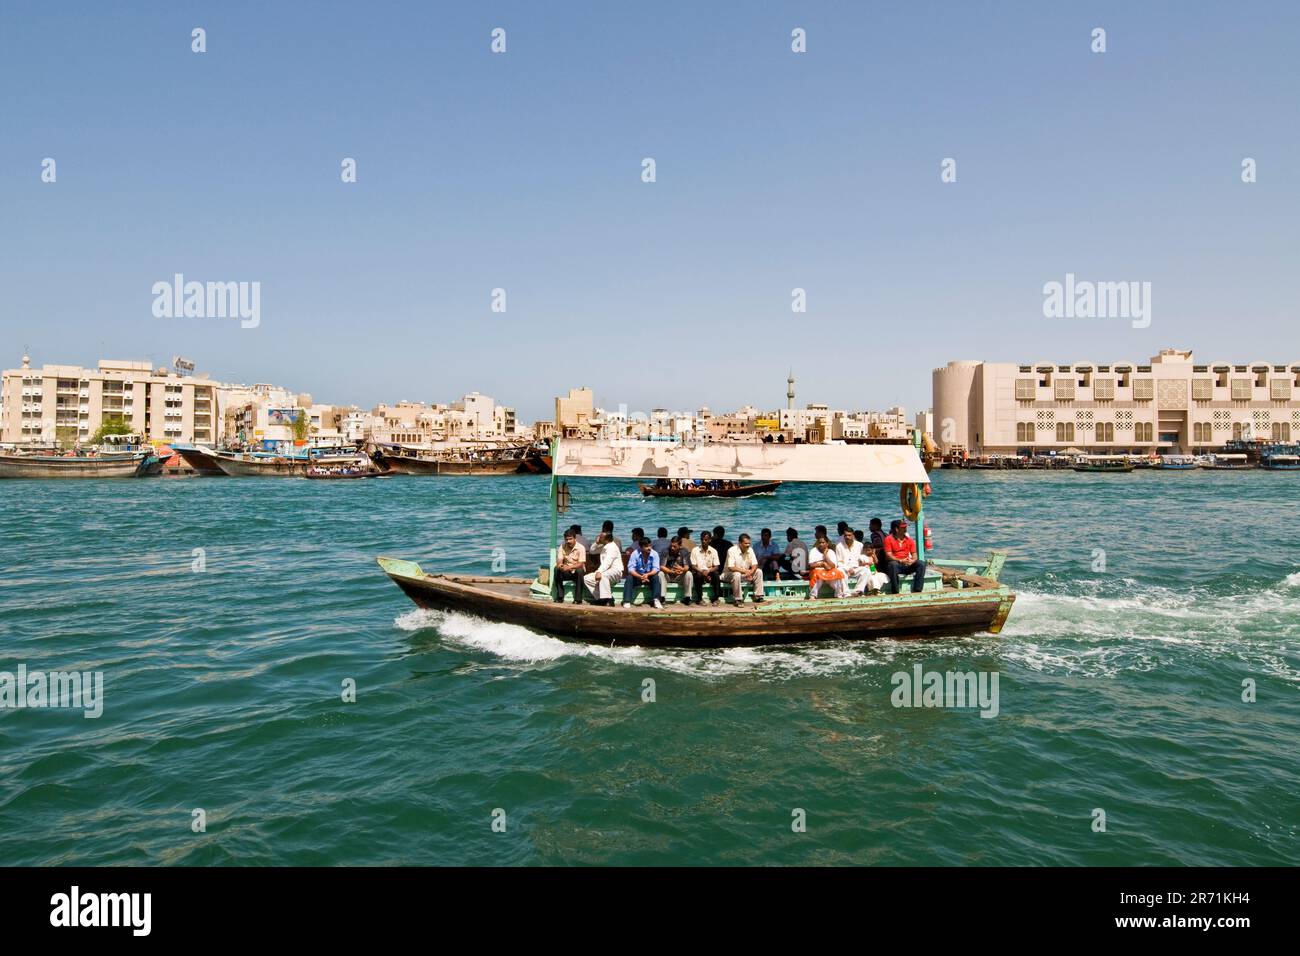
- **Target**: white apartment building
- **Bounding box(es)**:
[933,348,1300,455]
[1,355,221,446]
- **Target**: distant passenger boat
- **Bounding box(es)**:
[639,480,782,498]
[1202,454,1250,470]
[0,451,152,479]
[1155,455,1198,470]
[1072,456,1134,473]
[1261,454,1300,471]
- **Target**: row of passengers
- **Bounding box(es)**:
[626,520,924,595]
[553,527,767,607]
[553,520,926,607]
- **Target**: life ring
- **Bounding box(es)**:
[900,483,923,521]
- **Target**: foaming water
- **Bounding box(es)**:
[1,471,1298,866]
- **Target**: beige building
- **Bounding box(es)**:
[555,386,596,438]
[934,348,1300,455]
[1,355,220,446]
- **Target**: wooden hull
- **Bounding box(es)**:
[1072,465,1134,473]
[377,558,1014,649]
[170,445,227,476]
[639,480,783,498]
[211,454,308,477]
[0,452,148,479]
[382,452,525,475]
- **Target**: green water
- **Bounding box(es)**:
[0,471,1296,865]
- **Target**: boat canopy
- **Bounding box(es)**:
[553,439,929,484]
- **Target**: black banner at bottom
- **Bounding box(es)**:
[0,866,1279,941]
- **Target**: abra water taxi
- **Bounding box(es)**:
[1072,455,1135,473]
[378,438,1014,648]
[639,478,782,498]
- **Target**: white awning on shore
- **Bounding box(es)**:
[553,439,929,484]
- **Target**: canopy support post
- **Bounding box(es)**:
[549,436,560,599]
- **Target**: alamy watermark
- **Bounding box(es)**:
[890,665,999,718]
[1042,272,1151,328]
[152,273,260,328]
[1,664,103,718]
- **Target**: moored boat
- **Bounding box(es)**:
[375,444,530,475]
[0,451,152,479]
[210,451,309,477]
[639,479,782,498]
[170,443,228,476]
[1155,454,1198,470]
[1072,455,1134,473]
[1260,454,1300,471]
[1202,453,1250,470]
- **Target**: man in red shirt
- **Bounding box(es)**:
[882,519,927,594]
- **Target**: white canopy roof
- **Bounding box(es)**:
[554,439,929,484]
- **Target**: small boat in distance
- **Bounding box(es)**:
[1155,454,1198,470]
[639,479,782,498]
[1261,453,1300,471]
[1202,453,1250,470]
[1072,455,1135,473]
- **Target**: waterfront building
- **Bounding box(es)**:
[933,348,1300,455]
[555,387,597,438]
[1,355,224,446]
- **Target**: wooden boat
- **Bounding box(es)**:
[1261,454,1300,471]
[0,451,152,479]
[377,556,1014,649]
[379,438,1015,648]
[210,451,309,477]
[1155,455,1198,470]
[376,445,529,475]
[1202,454,1250,470]
[170,444,228,476]
[1072,456,1134,473]
[639,480,782,498]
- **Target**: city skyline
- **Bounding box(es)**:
[3,3,1298,422]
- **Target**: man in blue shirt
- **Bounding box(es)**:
[753,527,782,578]
[623,537,664,609]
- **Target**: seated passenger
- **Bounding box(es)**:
[724,533,766,605]
[553,528,587,604]
[711,526,733,569]
[780,527,808,580]
[622,527,645,569]
[807,535,846,599]
[836,528,886,596]
[660,536,695,605]
[690,530,722,606]
[882,519,927,594]
[622,537,664,609]
[753,528,782,578]
[583,531,625,606]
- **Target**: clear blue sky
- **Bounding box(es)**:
[2,1,1297,421]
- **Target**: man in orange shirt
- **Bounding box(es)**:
[882,519,927,594]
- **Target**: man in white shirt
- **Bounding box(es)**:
[724,533,766,605]
[836,528,887,595]
[583,531,624,606]
[689,530,722,606]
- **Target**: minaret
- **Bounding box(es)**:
[786,369,795,410]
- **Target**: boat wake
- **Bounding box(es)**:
[393,568,1300,682]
